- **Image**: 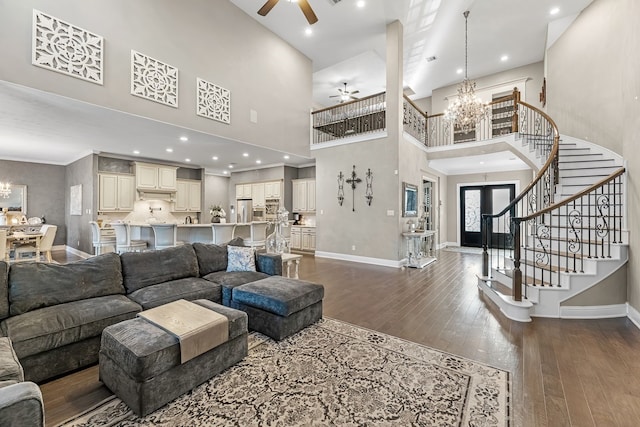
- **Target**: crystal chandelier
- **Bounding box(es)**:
[0,182,10,199]
[444,11,490,134]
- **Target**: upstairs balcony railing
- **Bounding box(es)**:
[312,92,386,145]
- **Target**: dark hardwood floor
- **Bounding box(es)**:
[42,249,640,426]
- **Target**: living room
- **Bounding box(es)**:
[1,0,640,425]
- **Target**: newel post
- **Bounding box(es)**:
[512,218,523,302]
[481,214,489,277]
[511,87,520,133]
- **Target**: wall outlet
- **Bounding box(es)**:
[351,245,356,251]
[77,240,80,246]
[386,210,394,216]
[250,109,258,123]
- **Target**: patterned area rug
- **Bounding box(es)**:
[58,318,510,426]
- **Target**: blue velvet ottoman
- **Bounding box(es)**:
[99,300,247,417]
[230,276,324,341]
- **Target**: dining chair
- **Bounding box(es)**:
[211,224,236,245]
[150,223,177,250]
[90,221,116,256]
[13,224,57,263]
[111,223,147,254]
[0,230,6,263]
[242,221,268,250]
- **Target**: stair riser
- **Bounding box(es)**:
[559,175,613,186]
[559,154,606,162]
[524,238,624,258]
[559,167,620,178]
[520,249,599,272]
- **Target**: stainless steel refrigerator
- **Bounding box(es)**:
[236,199,253,223]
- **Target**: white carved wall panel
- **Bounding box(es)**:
[196,78,231,124]
[131,50,178,108]
[32,10,104,85]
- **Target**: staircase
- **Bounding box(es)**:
[478,134,627,322]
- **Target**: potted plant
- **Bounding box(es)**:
[209,204,226,223]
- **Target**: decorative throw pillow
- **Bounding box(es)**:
[226,245,256,272]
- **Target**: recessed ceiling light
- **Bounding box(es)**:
[223,170,228,175]
[356,0,365,8]
[229,164,234,169]
[256,160,262,164]
[479,161,485,164]
[179,136,188,142]
[185,158,191,162]
[456,68,463,74]
[305,28,312,36]
[212,156,218,160]
[242,153,249,157]
[550,7,560,15]
[284,155,290,160]
[133,150,140,155]
[501,55,509,62]
[166,148,173,153]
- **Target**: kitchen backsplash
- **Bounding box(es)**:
[98,200,198,225]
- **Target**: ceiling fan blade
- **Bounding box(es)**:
[329,95,340,98]
[298,0,318,25]
[349,90,360,95]
[258,0,279,16]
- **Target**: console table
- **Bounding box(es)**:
[402,230,436,268]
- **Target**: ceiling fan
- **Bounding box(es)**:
[330,82,360,103]
[258,0,318,25]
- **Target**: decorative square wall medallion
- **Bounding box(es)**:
[131,50,178,108]
[196,78,231,124]
[32,10,104,84]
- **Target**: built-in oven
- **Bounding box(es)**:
[265,198,280,220]
[252,208,265,221]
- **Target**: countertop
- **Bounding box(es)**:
[109,222,264,228]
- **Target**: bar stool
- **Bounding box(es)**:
[90,221,116,255]
[150,223,178,250]
[242,222,268,250]
[111,223,147,254]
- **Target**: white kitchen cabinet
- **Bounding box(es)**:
[235,184,252,199]
[292,179,316,212]
[264,181,281,199]
[99,174,135,212]
[252,183,265,208]
[291,226,315,251]
[135,162,177,191]
[174,180,201,212]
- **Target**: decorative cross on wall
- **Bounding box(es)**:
[345,165,362,212]
[337,171,345,206]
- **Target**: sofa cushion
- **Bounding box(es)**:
[8,253,124,316]
[0,337,23,383]
[0,262,8,320]
[121,244,199,294]
[232,277,324,317]
[193,237,245,276]
[202,271,270,306]
[127,278,222,309]
[1,295,141,359]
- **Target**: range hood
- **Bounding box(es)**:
[137,190,176,202]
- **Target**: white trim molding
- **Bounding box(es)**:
[627,303,640,330]
[64,245,91,259]
[559,304,628,319]
[314,251,403,268]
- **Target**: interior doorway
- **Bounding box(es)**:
[460,184,515,247]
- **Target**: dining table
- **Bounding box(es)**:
[5,231,43,262]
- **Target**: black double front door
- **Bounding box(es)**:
[460,184,515,247]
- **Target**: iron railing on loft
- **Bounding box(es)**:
[312,92,386,145]
[481,100,560,301]
[402,95,427,143]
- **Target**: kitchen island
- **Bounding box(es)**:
[125,222,265,248]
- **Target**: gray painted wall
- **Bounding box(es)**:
[203,174,230,223]
[65,154,95,253]
[546,0,639,310]
[0,159,66,245]
[0,0,312,157]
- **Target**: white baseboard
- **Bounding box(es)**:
[64,245,91,259]
[435,242,447,250]
[627,304,640,330]
[559,303,628,319]
[314,251,403,268]
[444,241,458,248]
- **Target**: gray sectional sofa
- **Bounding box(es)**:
[0,238,282,384]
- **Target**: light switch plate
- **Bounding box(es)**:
[387,210,394,216]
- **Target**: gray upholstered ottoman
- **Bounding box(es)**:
[230,276,324,341]
[99,300,247,417]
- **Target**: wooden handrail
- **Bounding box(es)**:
[312,91,386,114]
[518,167,625,221]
